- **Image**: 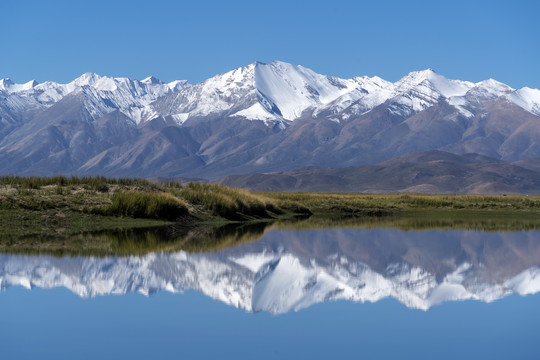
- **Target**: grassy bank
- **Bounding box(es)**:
[0,177,308,241]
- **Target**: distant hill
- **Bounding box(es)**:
[513,157,540,173]
[217,151,540,194]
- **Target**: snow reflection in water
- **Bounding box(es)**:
[1,228,540,313]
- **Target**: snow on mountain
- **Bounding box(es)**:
[141,76,163,85]
[312,76,394,119]
[387,69,475,117]
[81,75,191,123]
[0,78,13,91]
[233,102,279,122]
[65,73,191,123]
[4,63,537,129]
[0,78,38,92]
[0,74,190,124]
[253,61,361,119]
[394,69,474,98]
[465,79,514,101]
[144,61,393,127]
[446,79,515,118]
[181,63,261,117]
[0,78,66,116]
[506,87,540,116]
[167,80,190,92]
[143,63,269,125]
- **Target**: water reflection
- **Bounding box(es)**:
[1,223,539,313]
[3,213,540,256]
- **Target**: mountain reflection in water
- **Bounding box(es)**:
[1,223,539,313]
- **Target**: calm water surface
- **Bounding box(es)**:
[1,225,539,359]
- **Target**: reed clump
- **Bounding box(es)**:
[106,192,188,221]
[176,182,283,220]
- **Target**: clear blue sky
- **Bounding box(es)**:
[1,0,538,89]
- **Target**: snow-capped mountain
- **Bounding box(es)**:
[141,60,386,127]
[1,228,539,313]
[0,73,189,126]
[1,60,540,179]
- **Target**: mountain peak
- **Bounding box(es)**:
[395,69,473,98]
[0,78,14,90]
[141,76,163,85]
[396,68,440,85]
[253,61,360,119]
[167,80,189,91]
[464,78,514,100]
[0,78,38,92]
[73,72,102,86]
[478,78,505,86]
[25,80,38,88]
[418,68,437,75]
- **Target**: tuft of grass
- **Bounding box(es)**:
[105,192,189,221]
[176,182,285,220]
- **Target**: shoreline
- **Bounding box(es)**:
[1,177,539,255]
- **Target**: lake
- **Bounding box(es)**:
[1,221,539,359]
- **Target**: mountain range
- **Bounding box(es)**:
[2,61,540,190]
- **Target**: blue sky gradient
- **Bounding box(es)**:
[1,0,538,88]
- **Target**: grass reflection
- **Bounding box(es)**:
[1,211,539,256]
